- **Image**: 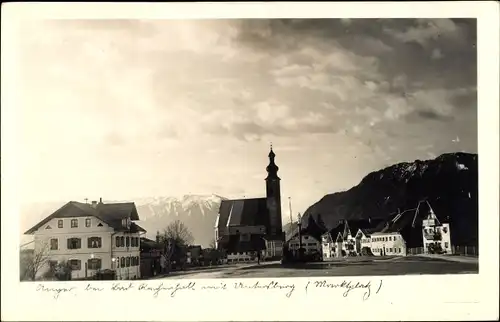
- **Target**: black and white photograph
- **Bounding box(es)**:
[2,2,499,322]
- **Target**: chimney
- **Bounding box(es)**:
[156,231,160,243]
[91,200,97,208]
[99,197,103,204]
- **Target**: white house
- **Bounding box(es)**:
[24,199,146,280]
[370,232,407,256]
[288,234,321,255]
[422,209,452,254]
[354,229,375,255]
[321,231,335,259]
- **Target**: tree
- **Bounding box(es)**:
[20,241,50,281]
[158,220,194,272]
[161,220,194,247]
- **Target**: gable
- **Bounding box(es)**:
[25,202,87,234]
[25,201,142,234]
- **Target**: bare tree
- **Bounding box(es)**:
[162,220,194,246]
[20,241,50,281]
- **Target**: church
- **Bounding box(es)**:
[214,146,285,262]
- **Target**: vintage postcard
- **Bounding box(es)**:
[1,2,499,321]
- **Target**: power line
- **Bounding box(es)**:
[20,240,34,248]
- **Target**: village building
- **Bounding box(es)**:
[422,206,452,254]
[354,228,377,256]
[24,199,146,280]
[321,218,382,259]
[186,245,203,265]
[215,146,285,262]
[287,233,321,256]
[139,237,163,278]
[370,232,407,256]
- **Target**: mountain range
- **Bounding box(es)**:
[20,152,478,249]
[301,152,478,246]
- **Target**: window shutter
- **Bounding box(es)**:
[77,238,81,249]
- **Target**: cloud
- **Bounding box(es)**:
[431,48,444,60]
[383,19,462,47]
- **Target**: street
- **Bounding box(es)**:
[157,256,478,279]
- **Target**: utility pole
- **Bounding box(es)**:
[288,197,293,236]
[297,212,303,260]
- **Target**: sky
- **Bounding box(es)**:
[14,18,477,220]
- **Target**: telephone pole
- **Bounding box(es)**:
[288,197,293,235]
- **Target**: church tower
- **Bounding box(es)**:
[265,144,282,236]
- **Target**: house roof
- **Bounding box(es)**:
[140,237,162,252]
[378,209,419,234]
[287,233,319,243]
[216,198,269,228]
[335,232,344,242]
[24,201,142,234]
[357,228,377,237]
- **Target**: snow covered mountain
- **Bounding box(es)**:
[132,194,226,247]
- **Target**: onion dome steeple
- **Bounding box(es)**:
[266,143,280,180]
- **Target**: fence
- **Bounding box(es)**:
[452,245,478,256]
[407,245,478,257]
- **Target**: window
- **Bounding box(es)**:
[85,218,91,227]
[120,236,124,246]
[117,257,120,268]
[399,248,402,253]
[131,237,136,247]
[67,238,81,249]
[50,238,58,250]
[88,258,102,270]
[116,236,121,247]
[87,237,102,248]
[120,257,125,267]
[45,225,52,229]
[69,259,81,270]
[126,257,130,267]
[71,219,78,228]
[445,242,449,248]
[126,237,130,247]
[97,223,103,227]
[58,220,63,228]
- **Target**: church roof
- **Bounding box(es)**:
[25,201,143,234]
[216,198,269,228]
